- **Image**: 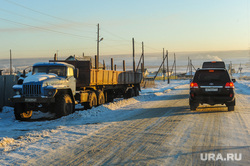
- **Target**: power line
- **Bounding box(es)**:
[0,8,96,34]
[102,28,131,42]
[4,0,95,27]
[0,17,96,39]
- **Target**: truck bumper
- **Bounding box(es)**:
[10,96,55,103]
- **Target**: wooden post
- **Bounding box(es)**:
[190,59,192,77]
[114,65,117,71]
[10,49,12,75]
[166,50,170,84]
[163,48,165,82]
[123,60,126,71]
[95,55,98,69]
[54,53,57,61]
[103,60,106,70]
[111,58,114,70]
[96,23,99,70]
[123,60,126,84]
[174,53,177,79]
[142,42,144,79]
[132,38,135,73]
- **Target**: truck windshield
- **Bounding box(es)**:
[33,66,66,77]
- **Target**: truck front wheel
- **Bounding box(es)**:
[55,94,74,118]
[14,103,32,121]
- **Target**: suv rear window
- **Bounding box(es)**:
[202,61,225,69]
[193,70,230,83]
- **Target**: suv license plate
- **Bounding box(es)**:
[205,88,218,92]
[25,98,37,102]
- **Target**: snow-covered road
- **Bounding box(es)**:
[0,79,250,165]
[26,83,250,166]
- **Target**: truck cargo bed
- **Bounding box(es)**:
[49,60,142,88]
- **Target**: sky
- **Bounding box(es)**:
[0,0,249,59]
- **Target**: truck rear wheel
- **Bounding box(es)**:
[124,88,135,99]
[84,91,97,109]
[134,87,139,96]
[55,94,74,118]
[105,90,114,103]
[97,90,105,106]
[14,103,32,121]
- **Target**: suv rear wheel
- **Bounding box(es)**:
[189,99,199,111]
[226,99,235,111]
[228,106,235,111]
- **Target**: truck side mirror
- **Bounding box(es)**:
[74,69,79,78]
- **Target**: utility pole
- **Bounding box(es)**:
[239,63,243,74]
[132,38,135,73]
[163,48,165,82]
[166,50,170,84]
[96,23,100,69]
[10,49,12,75]
[186,57,190,74]
[174,53,177,79]
[230,61,233,76]
[142,42,144,79]
[153,51,168,80]
[190,59,192,77]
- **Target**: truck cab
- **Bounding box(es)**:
[11,62,78,120]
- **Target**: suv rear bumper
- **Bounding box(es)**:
[190,95,235,105]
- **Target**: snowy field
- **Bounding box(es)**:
[0,63,250,165]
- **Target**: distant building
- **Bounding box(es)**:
[66,55,92,61]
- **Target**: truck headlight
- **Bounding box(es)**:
[16,91,20,95]
[48,90,53,96]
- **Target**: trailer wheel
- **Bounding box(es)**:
[106,91,114,103]
[134,87,140,96]
[124,88,135,99]
[14,103,32,121]
[97,90,105,105]
[55,94,74,118]
[84,91,97,109]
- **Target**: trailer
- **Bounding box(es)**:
[10,57,142,120]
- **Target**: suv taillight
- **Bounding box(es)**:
[225,82,234,88]
[190,82,199,88]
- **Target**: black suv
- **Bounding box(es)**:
[189,68,236,111]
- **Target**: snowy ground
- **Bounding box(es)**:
[0,80,189,165]
[0,63,250,165]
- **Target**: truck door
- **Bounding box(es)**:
[67,67,76,95]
